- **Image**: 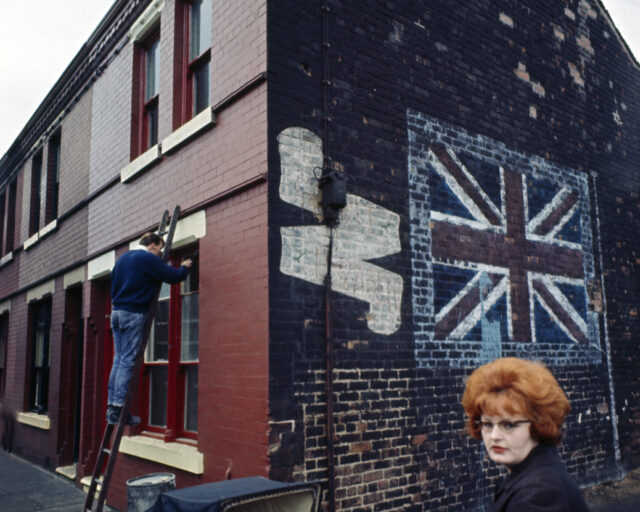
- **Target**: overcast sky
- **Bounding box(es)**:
[0,0,639,157]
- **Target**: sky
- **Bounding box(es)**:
[0,0,639,157]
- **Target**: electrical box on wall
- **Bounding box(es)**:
[320,171,347,225]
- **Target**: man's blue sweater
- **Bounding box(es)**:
[111,247,189,313]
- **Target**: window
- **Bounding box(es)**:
[45,131,61,224]
[4,180,16,254]
[132,29,161,157]
[144,251,198,440]
[0,314,7,396]
[174,0,211,127]
[0,191,5,256]
[29,150,43,236]
[28,299,51,414]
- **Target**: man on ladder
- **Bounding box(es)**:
[85,208,189,512]
[107,231,193,424]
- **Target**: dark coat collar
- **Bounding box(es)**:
[496,444,560,494]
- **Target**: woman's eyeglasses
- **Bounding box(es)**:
[476,420,530,434]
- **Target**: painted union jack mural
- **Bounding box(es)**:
[408,112,601,367]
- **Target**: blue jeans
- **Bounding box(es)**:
[107,309,147,406]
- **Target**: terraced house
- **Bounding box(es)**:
[0,0,638,510]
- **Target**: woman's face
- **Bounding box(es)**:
[480,407,538,470]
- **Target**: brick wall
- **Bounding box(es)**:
[2,0,270,506]
[211,0,267,104]
[60,90,93,212]
[88,42,133,193]
[267,0,640,510]
[0,1,638,510]
[106,191,270,512]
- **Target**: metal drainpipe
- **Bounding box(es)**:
[324,229,336,512]
[321,2,337,512]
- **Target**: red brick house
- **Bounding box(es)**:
[1,1,640,511]
[0,1,269,509]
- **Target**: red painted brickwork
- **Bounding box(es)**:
[5,277,66,470]
[86,81,267,256]
[211,0,267,105]
[18,210,89,290]
[106,191,270,511]
[58,91,92,212]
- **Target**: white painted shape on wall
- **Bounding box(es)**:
[278,127,402,335]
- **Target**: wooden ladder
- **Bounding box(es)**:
[83,206,181,512]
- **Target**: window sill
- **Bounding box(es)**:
[40,219,58,238]
[24,233,39,251]
[120,434,204,474]
[0,252,13,267]
[23,220,58,251]
[17,411,51,430]
[121,144,162,183]
[162,107,216,155]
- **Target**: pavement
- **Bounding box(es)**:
[1,449,640,511]
[0,450,117,512]
[583,466,640,512]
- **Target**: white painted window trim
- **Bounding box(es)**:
[162,108,216,155]
[0,300,10,314]
[121,144,162,183]
[24,233,39,251]
[0,253,13,268]
[26,280,55,304]
[22,220,58,251]
[171,210,207,248]
[39,220,58,238]
[128,0,165,43]
[63,266,86,289]
[88,251,116,280]
[129,210,207,250]
[119,435,204,474]
[17,412,51,430]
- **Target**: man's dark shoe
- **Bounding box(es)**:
[106,405,122,425]
[107,405,140,426]
[126,414,141,426]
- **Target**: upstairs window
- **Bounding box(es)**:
[28,299,51,414]
[0,191,5,256]
[174,0,211,127]
[29,150,43,236]
[132,29,161,157]
[144,250,199,441]
[188,0,211,117]
[4,180,16,254]
[45,131,61,224]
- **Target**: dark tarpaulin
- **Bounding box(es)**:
[148,476,322,512]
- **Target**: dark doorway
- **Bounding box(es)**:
[57,285,83,465]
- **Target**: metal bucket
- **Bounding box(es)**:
[126,472,176,512]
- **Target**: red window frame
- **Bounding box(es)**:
[132,29,160,159]
[29,150,43,236]
[0,191,5,256]
[142,249,199,442]
[173,0,211,129]
[27,298,51,414]
[45,131,61,225]
[4,180,16,254]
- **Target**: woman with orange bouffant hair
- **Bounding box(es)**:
[462,358,589,512]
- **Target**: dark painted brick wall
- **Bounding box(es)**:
[268,1,639,510]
